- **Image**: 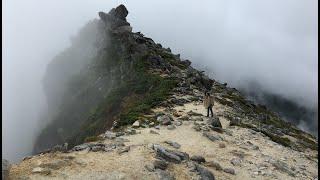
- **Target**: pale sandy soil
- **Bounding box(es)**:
[9,100,318,180]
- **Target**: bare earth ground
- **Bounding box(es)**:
[9,98,318,180]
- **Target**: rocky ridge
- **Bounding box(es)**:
[5,4,318,180]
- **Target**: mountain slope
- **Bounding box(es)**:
[7,4,318,180]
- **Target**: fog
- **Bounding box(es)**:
[3,0,317,162]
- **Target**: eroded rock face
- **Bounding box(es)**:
[99,4,130,29]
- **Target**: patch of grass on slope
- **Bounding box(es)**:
[67,55,177,148]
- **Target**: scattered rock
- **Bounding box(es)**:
[230,157,242,166]
[195,163,215,180]
[153,160,168,170]
[91,145,103,152]
[149,122,155,126]
[145,164,155,172]
[190,155,206,164]
[173,111,181,117]
[156,169,175,180]
[150,129,160,135]
[167,125,176,130]
[174,121,182,126]
[223,129,233,136]
[178,116,189,121]
[223,168,236,175]
[158,115,172,125]
[73,144,90,151]
[164,141,181,149]
[229,117,241,126]
[132,120,140,128]
[51,143,68,152]
[187,162,197,172]
[39,159,70,170]
[219,143,226,148]
[208,115,222,128]
[32,167,51,175]
[153,144,189,163]
[125,128,137,135]
[203,132,223,141]
[117,146,130,154]
[207,161,223,171]
[104,131,116,139]
[271,160,296,177]
[193,124,202,131]
[155,125,160,130]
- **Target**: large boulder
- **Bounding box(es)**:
[109,4,129,21]
[208,115,222,128]
[98,5,130,29]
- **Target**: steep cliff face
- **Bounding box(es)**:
[33,5,190,153]
[34,4,316,155]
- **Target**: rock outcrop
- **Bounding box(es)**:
[10,4,317,180]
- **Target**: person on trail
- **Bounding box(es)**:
[204,92,214,117]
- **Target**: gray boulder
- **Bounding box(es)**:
[203,132,223,141]
[195,163,215,180]
[153,160,168,170]
[153,144,189,163]
[190,155,206,164]
[208,115,222,128]
[109,4,128,21]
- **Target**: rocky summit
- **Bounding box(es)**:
[5,5,318,180]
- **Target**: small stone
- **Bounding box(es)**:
[149,122,155,126]
[203,132,223,141]
[104,131,116,139]
[117,146,130,154]
[230,157,242,166]
[150,130,160,135]
[32,167,51,175]
[195,163,216,180]
[156,169,175,180]
[132,120,140,128]
[193,125,201,131]
[91,145,104,152]
[187,162,197,172]
[219,143,226,148]
[158,115,172,125]
[164,141,181,149]
[223,168,236,175]
[167,125,176,130]
[155,125,160,130]
[223,129,233,136]
[145,164,155,172]
[153,160,168,170]
[190,155,206,164]
[174,121,183,126]
[208,161,223,171]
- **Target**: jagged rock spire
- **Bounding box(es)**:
[98,4,132,33]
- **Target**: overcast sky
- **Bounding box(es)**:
[3,0,317,162]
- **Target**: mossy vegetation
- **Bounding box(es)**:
[65,50,177,148]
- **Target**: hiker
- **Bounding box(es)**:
[204,92,214,117]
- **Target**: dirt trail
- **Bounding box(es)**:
[9,101,318,180]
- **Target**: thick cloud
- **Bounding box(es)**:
[3,0,317,162]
